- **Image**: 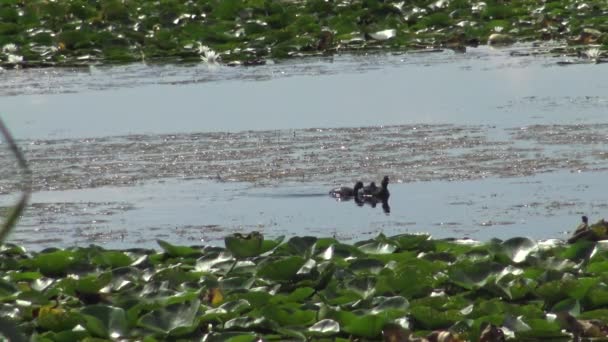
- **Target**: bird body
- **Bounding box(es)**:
[362,176,390,200]
[329,181,364,198]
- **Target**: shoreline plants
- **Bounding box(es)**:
[0,0,607,68]
[1,231,608,340]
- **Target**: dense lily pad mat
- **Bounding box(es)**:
[2,233,608,341]
[0,0,607,68]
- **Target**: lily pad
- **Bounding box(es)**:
[308,319,340,336]
[225,232,264,259]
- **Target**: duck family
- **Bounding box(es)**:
[329,176,390,201]
[329,181,364,198]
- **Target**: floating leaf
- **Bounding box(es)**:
[225,232,264,259]
[500,237,538,263]
[449,260,503,290]
[37,306,82,332]
[369,29,396,41]
[308,319,340,336]
[257,256,306,282]
[28,250,77,277]
[138,299,201,335]
[157,240,201,258]
[80,305,128,339]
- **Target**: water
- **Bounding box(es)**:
[0,44,606,249]
[2,45,607,140]
[3,170,602,249]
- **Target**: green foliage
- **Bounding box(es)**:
[1,232,608,339]
[0,0,604,67]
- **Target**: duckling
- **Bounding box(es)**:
[574,215,589,235]
[361,182,377,196]
[329,181,364,198]
[362,176,390,200]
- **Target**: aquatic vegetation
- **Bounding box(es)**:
[1,230,608,340]
[0,0,606,68]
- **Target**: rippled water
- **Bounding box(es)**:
[1,44,607,249]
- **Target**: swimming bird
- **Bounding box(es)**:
[362,176,390,200]
[329,181,364,198]
[361,182,377,196]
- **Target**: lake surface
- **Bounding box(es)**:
[0,44,607,249]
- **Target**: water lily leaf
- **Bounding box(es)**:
[37,306,82,332]
[495,276,536,301]
[341,312,390,339]
[499,237,538,263]
[220,276,255,291]
[7,271,41,282]
[578,309,608,322]
[536,277,598,304]
[278,287,315,303]
[202,299,251,323]
[38,329,90,342]
[346,276,376,299]
[583,284,608,309]
[375,265,434,298]
[585,260,608,274]
[91,251,133,268]
[69,272,112,296]
[0,244,26,256]
[202,332,259,342]
[369,29,396,40]
[257,256,306,282]
[390,234,431,251]
[157,240,201,258]
[224,316,273,330]
[0,279,17,298]
[308,319,339,336]
[357,241,398,255]
[551,298,580,317]
[231,291,272,308]
[409,307,461,330]
[137,299,201,335]
[348,258,385,274]
[561,240,596,262]
[370,296,409,314]
[515,318,568,339]
[296,258,316,276]
[195,251,234,272]
[31,278,54,292]
[80,305,127,339]
[313,261,335,291]
[149,266,201,289]
[283,236,317,256]
[225,232,264,259]
[260,235,284,254]
[448,260,503,290]
[29,250,77,277]
[260,303,316,326]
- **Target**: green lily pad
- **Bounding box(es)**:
[308,319,340,336]
[80,305,128,339]
[340,311,390,339]
[137,299,201,335]
[157,239,201,258]
[91,251,133,268]
[225,232,264,259]
[37,306,82,332]
[257,256,306,282]
[449,260,503,290]
[499,237,538,263]
[28,250,78,277]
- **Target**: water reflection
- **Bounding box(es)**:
[355,196,391,214]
